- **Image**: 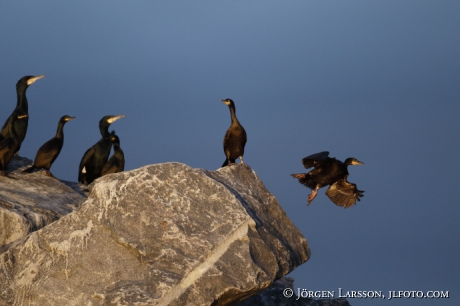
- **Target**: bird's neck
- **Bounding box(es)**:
[99,125,111,138]
[55,122,65,139]
[113,144,124,156]
[343,164,350,175]
[16,85,29,111]
[228,105,239,125]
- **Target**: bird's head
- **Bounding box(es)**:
[344,158,364,166]
[100,114,125,127]
[220,99,234,106]
[107,132,120,144]
[61,115,76,123]
[16,75,45,91]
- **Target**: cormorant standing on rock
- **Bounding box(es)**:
[23,115,75,178]
[291,151,364,208]
[0,75,45,154]
[101,132,124,176]
[220,99,247,167]
[0,113,29,176]
[78,115,124,184]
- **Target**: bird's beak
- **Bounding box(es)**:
[220,99,229,105]
[27,75,45,85]
[67,116,76,121]
[107,114,125,124]
[353,160,364,165]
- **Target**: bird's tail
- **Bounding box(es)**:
[222,158,237,167]
[291,173,317,189]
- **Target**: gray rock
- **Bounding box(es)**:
[238,277,351,306]
[0,162,310,305]
[0,156,87,249]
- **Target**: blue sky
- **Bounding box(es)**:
[1,2,459,305]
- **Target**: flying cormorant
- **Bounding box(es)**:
[220,99,247,167]
[0,113,29,176]
[23,115,76,178]
[0,75,45,154]
[291,151,364,208]
[78,115,124,184]
[101,132,124,176]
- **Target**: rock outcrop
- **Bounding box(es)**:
[0,162,310,305]
[0,156,86,249]
[239,277,351,306]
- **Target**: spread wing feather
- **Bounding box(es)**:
[302,151,330,169]
[325,176,364,208]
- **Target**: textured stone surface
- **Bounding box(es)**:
[0,162,310,305]
[238,277,351,306]
[0,156,87,248]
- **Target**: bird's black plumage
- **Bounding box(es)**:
[78,115,124,184]
[220,99,247,167]
[291,151,364,208]
[0,75,45,154]
[101,132,124,176]
[23,115,75,178]
[0,114,29,176]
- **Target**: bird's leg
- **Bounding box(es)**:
[226,156,235,166]
[45,170,57,179]
[239,156,251,168]
[307,185,320,206]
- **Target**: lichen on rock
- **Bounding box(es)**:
[1,162,310,305]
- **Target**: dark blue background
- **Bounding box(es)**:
[1,2,458,305]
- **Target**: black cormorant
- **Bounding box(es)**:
[220,99,247,167]
[23,115,75,178]
[0,75,45,154]
[0,113,29,176]
[291,151,364,208]
[101,132,124,176]
[78,115,124,184]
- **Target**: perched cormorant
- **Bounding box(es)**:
[0,75,45,154]
[78,115,125,184]
[101,132,124,176]
[23,115,76,178]
[220,99,247,167]
[0,113,29,176]
[291,151,364,208]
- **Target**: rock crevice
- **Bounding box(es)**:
[1,161,310,305]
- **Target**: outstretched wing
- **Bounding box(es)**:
[301,151,330,169]
[325,176,364,208]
